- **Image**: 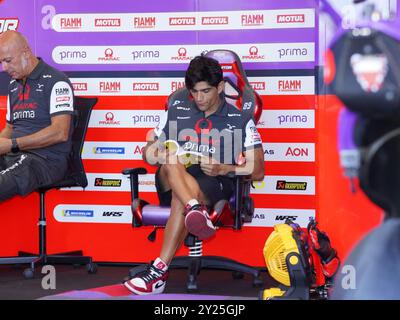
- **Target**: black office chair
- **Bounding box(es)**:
[123,50,264,292]
[0,96,98,279]
[331,127,400,299]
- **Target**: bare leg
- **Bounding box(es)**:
[158,164,210,265]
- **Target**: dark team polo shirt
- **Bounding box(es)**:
[6,58,74,166]
[154,96,262,165]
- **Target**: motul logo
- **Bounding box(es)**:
[286,147,308,157]
[132,83,159,91]
[277,14,305,23]
[0,18,19,33]
[133,16,156,28]
[169,17,196,26]
[278,80,301,92]
[60,17,82,29]
[250,82,265,91]
[241,14,264,26]
[201,16,229,25]
[95,18,121,27]
[99,81,121,92]
[171,81,185,92]
[72,83,88,91]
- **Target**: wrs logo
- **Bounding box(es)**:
[242,46,265,60]
[60,17,82,30]
[171,47,192,61]
[98,48,120,62]
[0,18,19,33]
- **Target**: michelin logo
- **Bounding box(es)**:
[93,147,125,154]
[62,210,94,217]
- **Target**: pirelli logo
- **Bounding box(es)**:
[276,180,307,191]
[94,178,122,187]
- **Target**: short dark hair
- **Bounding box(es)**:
[185,55,223,90]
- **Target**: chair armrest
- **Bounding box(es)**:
[122,167,148,201]
[122,167,148,176]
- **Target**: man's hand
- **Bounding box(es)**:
[200,156,223,176]
[0,138,12,155]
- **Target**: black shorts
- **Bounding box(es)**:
[155,164,234,208]
[0,152,66,202]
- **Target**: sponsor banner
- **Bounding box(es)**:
[245,208,316,228]
[71,76,315,96]
[62,173,156,192]
[250,175,315,195]
[82,141,146,160]
[52,9,314,32]
[0,18,19,33]
[52,42,315,65]
[53,204,132,224]
[89,110,164,128]
[263,143,315,162]
[257,110,315,129]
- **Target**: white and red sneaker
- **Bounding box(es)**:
[124,258,169,295]
[184,204,216,240]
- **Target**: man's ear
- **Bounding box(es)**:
[217,80,225,94]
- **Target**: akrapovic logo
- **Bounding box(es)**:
[276,180,307,191]
[62,210,94,217]
[94,178,122,187]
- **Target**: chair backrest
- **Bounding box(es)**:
[359,127,400,217]
[167,50,262,123]
[63,96,97,188]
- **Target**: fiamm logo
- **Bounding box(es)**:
[62,209,94,217]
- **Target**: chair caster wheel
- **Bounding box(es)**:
[232,271,244,279]
[252,275,264,287]
[186,282,198,293]
[23,268,34,279]
[86,263,97,274]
